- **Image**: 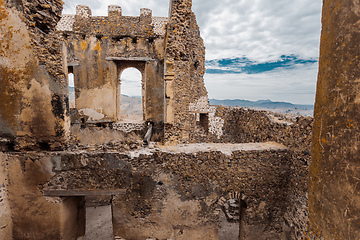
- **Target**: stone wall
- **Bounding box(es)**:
[0,0,69,150]
[0,152,87,239]
[164,0,208,143]
[211,107,313,151]
[0,141,309,239]
[58,5,167,135]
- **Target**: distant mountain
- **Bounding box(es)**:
[69,87,313,116]
[209,99,314,110]
[119,94,143,121]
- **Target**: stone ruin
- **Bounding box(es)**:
[0,0,359,239]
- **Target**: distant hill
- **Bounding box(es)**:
[69,87,313,116]
[119,95,142,121]
[209,99,313,110]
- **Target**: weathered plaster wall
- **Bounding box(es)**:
[0,142,306,239]
[164,0,208,143]
[59,5,166,128]
[0,0,69,150]
[2,152,87,240]
[309,0,360,238]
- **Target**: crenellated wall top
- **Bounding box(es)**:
[56,5,167,36]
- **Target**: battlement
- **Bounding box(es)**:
[76,5,92,18]
[57,5,166,36]
[75,5,153,18]
[108,5,122,17]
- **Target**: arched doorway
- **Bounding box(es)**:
[119,67,143,122]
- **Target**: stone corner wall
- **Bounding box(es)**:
[164,0,208,143]
[0,0,69,151]
[189,106,313,238]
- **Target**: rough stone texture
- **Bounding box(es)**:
[211,107,312,239]
[309,0,360,239]
[1,142,306,240]
[58,5,167,140]
[164,0,208,143]
[211,107,313,151]
[0,0,69,150]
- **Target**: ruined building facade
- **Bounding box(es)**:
[0,0,359,239]
[55,1,208,144]
[0,0,209,149]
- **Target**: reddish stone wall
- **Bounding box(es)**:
[309,0,360,238]
[0,0,69,150]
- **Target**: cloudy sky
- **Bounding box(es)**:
[63,0,322,105]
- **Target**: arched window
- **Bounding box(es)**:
[119,67,143,122]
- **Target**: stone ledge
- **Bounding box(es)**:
[105,57,154,61]
[160,142,287,155]
[43,189,126,197]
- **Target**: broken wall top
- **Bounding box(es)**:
[57,5,168,37]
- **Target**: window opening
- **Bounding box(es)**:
[68,66,75,108]
[199,113,209,132]
[119,67,143,122]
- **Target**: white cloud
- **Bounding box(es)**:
[192,0,322,61]
[120,68,142,97]
[204,63,318,105]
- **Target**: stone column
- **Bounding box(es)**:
[309,0,360,239]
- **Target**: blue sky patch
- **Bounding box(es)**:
[205,55,318,74]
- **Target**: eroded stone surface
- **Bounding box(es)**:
[309,0,360,238]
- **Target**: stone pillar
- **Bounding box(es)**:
[309,0,360,239]
[74,5,92,32]
[76,5,92,18]
[108,5,122,17]
[164,0,207,143]
[140,8,152,26]
[165,61,175,124]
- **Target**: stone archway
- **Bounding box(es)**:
[111,58,165,126]
[114,60,146,123]
[118,67,144,122]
